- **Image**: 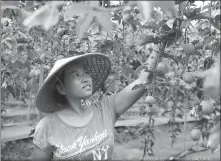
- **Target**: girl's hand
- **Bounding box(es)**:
[138,69,150,82]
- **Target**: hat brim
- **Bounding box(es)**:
[36,53,111,113]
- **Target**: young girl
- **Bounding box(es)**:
[32,53,150,161]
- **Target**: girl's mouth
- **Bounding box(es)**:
[82,85,91,89]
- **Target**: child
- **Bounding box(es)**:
[32,53,150,161]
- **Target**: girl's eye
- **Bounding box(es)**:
[73,73,79,77]
[84,71,88,75]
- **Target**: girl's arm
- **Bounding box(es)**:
[114,69,150,118]
[32,145,53,161]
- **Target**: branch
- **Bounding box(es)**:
[165,143,210,161]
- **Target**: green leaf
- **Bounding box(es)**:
[95,11,112,33]
[203,36,217,50]
[63,2,89,21]
[26,46,37,60]
[15,80,27,90]
[6,85,16,98]
[166,18,176,29]
[13,61,24,69]
[17,31,28,39]
[135,1,153,20]
[17,46,25,55]
[16,38,30,43]
[10,54,19,63]
[75,14,94,39]
[23,2,61,31]
[140,35,155,46]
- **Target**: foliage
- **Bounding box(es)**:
[1,0,220,158]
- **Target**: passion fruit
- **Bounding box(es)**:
[190,128,201,141]
[122,13,133,23]
[156,62,168,74]
[183,43,195,55]
[146,104,158,116]
[57,28,66,37]
[182,72,195,84]
[145,96,156,104]
[200,100,214,115]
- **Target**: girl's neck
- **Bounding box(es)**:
[65,97,88,115]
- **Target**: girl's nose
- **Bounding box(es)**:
[82,79,88,83]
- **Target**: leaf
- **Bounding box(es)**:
[75,14,94,39]
[10,54,19,63]
[26,46,37,60]
[203,36,217,50]
[95,11,112,33]
[69,50,84,55]
[179,1,188,13]
[17,46,25,55]
[140,35,155,46]
[13,61,24,69]
[135,1,154,21]
[16,38,30,43]
[17,31,28,39]
[132,83,146,90]
[166,18,176,29]
[63,3,89,21]
[153,1,178,18]
[214,14,220,24]
[23,2,61,31]
[6,85,16,98]
[15,80,27,90]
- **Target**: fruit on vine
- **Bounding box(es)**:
[156,62,168,74]
[182,72,195,84]
[57,28,66,37]
[166,100,174,110]
[122,13,133,23]
[146,104,158,116]
[183,43,195,55]
[145,96,155,104]
[176,101,183,108]
[122,5,133,14]
[200,100,214,115]
[190,129,201,141]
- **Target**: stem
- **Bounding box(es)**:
[37,37,45,122]
[183,95,188,150]
[0,3,2,153]
[209,0,212,35]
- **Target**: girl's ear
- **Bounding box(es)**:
[56,84,66,95]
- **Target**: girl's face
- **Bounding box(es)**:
[62,63,93,99]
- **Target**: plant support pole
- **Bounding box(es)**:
[183,96,188,150]
[37,37,45,122]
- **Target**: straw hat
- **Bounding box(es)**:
[36,53,111,113]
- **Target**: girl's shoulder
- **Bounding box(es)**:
[35,114,54,131]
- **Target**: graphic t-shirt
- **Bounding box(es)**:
[33,95,116,160]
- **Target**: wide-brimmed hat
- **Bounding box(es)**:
[36,53,111,113]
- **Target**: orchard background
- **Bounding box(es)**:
[1,0,220,160]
